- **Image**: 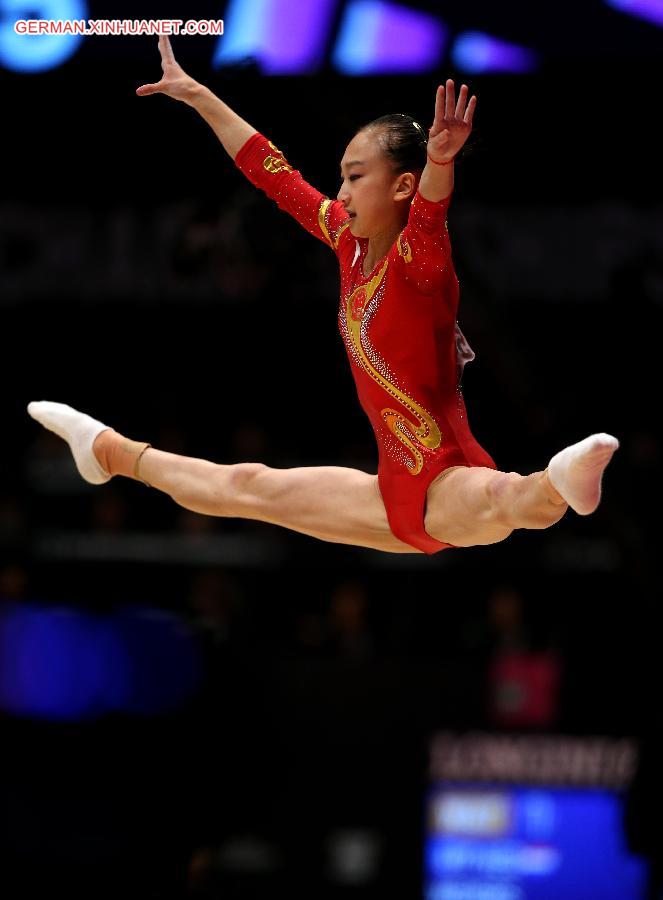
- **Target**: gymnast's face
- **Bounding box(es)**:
[337,130,416,238]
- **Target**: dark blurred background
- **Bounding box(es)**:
[1,0,662,897]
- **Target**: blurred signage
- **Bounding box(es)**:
[429,732,638,788]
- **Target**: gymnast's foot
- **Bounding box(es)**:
[27,401,149,484]
[546,433,619,515]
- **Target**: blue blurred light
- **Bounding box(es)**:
[333,0,447,74]
[0,603,202,721]
[452,31,538,74]
[0,0,87,73]
[110,609,203,717]
[604,0,663,26]
[0,605,96,720]
[80,612,131,716]
[214,0,338,73]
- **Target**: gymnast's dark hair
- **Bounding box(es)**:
[357,113,428,175]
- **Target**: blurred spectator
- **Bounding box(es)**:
[187,568,245,646]
[292,607,326,658]
[176,508,218,536]
[0,563,27,601]
[0,498,27,550]
[90,490,128,534]
[290,581,377,662]
[484,585,562,730]
[327,580,375,662]
[171,197,269,302]
[230,422,268,464]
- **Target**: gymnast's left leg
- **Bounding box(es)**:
[424,434,619,548]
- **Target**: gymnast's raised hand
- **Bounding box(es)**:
[136,35,200,104]
[136,36,256,157]
[426,79,476,164]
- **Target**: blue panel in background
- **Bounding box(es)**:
[424,783,648,900]
[0,0,87,72]
[333,0,447,74]
[214,0,339,73]
[0,602,202,720]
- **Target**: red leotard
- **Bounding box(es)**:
[235,133,497,554]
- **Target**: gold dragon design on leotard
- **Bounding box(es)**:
[263,141,293,174]
[344,259,442,475]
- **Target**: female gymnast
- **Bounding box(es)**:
[28,36,619,555]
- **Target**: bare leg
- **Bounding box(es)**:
[425,433,619,546]
[425,466,568,547]
[137,447,419,554]
[136,448,566,553]
[26,403,615,554]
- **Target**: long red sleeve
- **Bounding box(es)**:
[234,131,351,253]
[393,190,453,295]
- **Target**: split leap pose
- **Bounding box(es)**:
[28,37,618,555]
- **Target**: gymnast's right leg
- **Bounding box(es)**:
[26,401,418,554]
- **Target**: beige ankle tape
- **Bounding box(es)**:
[134,443,152,487]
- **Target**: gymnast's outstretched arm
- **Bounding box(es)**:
[137,36,349,250]
[136,35,256,160]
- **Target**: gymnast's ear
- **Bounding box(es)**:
[393,170,418,202]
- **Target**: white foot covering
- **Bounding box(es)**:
[27,401,112,485]
[547,433,619,515]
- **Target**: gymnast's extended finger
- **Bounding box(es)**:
[158,34,175,66]
[455,84,469,119]
[444,78,456,119]
[464,94,477,126]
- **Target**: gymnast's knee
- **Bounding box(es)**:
[216,462,270,516]
[484,471,522,526]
